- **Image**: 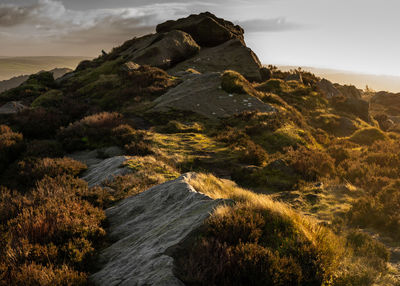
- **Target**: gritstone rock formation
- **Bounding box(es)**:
[156,12,245,47]
[90,173,228,286]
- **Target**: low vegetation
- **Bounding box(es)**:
[0,45,399,285]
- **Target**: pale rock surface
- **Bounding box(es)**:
[69,146,128,187]
[90,173,228,286]
[149,72,274,119]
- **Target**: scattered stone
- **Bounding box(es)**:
[0,101,27,115]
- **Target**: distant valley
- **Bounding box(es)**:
[279,65,400,92]
[0,56,90,81]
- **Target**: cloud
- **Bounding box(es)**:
[0,0,206,55]
[239,18,302,33]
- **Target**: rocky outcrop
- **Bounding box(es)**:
[169,39,263,81]
[335,84,362,99]
[90,173,228,286]
[120,30,200,69]
[317,79,341,99]
[149,72,274,119]
[156,12,245,47]
[0,101,27,115]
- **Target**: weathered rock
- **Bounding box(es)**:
[259,67,272,81]
[335,84,362,99]
[149,72,274,119]
[121,61,141,72]
[68,146,127,187]
[374,114,395,131]
[90,173,227,286]
[0,101,27,115]
[156,12,245,47]
[81,156,129,187]
[169,39,263,81]
[317,79,341,98]
[121,30,200,69]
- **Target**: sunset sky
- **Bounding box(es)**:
[1,0,399,76]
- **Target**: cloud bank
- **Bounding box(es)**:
[0,0,299,56]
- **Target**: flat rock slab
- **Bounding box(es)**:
[90,173,227,286]
[150,72,274,119]
[68,147,128,187]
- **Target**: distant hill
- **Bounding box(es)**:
[0,68,73,93]
[278,65,400,92]
[0,56,90,81]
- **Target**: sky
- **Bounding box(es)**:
[1,0,400,76]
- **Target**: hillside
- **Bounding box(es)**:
[0,56,90,81]
[1,12,400,286]
[0,68,73,93]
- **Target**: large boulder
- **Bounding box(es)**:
[317,79,341,99]
[90,173,227,286]
[149,72,274,119]
[169,39,263,81]
[156,12,245,47]
[120,30,200,69]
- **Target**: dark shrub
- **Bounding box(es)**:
[23,140,64,158]
[238,140,268,166]
[0,125,24,173]
[3,157,87,191]
[286,146,335,181]
[12,108,67,138]
[58,112,123,151]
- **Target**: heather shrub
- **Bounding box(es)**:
[286,146,335,181]
[31,90,64,108]
[221,70,257,95]
[0,125,24,172]
[112,124,154,156]
[347,182,400,239]
[58,112,123,151]
[349,127,388,146]
[238,140,267,166]
[0,175,105,285]
[23,140,64,158]
[174,174,344,285]
[0,262,87,286]
[120,65,176,97]
[12,108,67,138]
[3,157,86,190]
